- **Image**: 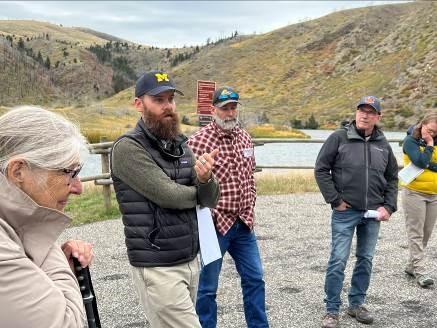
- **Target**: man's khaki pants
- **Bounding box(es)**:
[403,188,437,275]
[131,257,201,328]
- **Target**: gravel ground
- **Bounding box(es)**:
[60,192,437,328]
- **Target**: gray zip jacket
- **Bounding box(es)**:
[315,122,398,214]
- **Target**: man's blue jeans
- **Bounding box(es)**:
[196,220,269,328]
[324,208,380,314]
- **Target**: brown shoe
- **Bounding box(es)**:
[347,305,374,324]
[322,313,339,328]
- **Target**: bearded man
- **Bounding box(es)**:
[111,70,220,328]
[188,87,269,328]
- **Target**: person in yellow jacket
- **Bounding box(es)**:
[402,113,437,287]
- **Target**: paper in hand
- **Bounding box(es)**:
[196,206,222,266]
[399,162,424,185]
[364,210,380,219]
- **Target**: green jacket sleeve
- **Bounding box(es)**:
[403,135,435,170]
[111,138,219,209]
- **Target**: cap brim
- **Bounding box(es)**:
[357,103,380,112]
[147,86,184,96]
[215,99,242,108]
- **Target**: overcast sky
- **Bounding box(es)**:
[1,1,407,48]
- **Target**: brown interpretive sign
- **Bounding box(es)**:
[197,80,216,126]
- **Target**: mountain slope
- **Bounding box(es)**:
[0,20,181,105]
[169,1,435,129]
[1,2,435,130]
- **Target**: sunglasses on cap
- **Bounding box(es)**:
[217,91,239,102]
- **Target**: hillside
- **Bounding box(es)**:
[0,2,435,130]
[0,20,195,106]
[94,1,436,130]
[170,1,435,129]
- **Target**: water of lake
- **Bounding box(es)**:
[79,129,407,178]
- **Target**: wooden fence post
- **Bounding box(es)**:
[100,136,111,211]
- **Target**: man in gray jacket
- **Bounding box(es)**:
[315,96,398,328]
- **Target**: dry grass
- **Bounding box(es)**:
[255,170,319,195]
[65,170,319,225]
[247,124,309,138]
[0,20,107,45]
[65,183,120,226]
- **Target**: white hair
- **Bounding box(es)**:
[0,106,89,173]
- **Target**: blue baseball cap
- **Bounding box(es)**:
[135,70,184,98]
[357,96,382,112]
[212,86,242,108]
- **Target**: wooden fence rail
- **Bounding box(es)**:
[84,138,404,211]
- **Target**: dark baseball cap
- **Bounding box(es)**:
[212,87,242,108]
[135,70,184,98]
[357,95,382,112]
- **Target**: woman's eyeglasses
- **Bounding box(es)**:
[61,164,82,181]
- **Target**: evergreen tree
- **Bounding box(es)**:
[305,114,319,129]
[44,56,51,69]
[17,38,25,51]
[291,119,303,129]
[6,35,13,46]
[36,51,44,64]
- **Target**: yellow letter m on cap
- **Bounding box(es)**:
[155,73,169,82]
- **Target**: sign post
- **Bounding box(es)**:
[197,80,216,126]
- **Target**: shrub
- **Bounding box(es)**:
[247,124,309,138]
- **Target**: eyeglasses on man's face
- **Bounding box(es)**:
[357,107,379,116]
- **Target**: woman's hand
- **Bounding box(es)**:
[62,239,94,270]
[422,128,434,146]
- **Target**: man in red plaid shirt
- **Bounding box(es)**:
[188,86,269,328]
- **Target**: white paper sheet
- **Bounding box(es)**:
[196,206,222,266]
[398,162,424,185]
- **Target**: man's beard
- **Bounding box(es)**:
[143,107,181,140]
[214,114,238,131]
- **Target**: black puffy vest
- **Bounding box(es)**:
[111,120,199,267]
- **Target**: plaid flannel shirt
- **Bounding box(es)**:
[188,121,256,235]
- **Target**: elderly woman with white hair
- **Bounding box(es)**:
[0,106,94,327]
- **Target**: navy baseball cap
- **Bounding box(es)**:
[135,70,184,98]
[212,87,242,108]
[357,95,382,112]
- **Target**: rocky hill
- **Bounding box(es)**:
[0,20,196,106]
[0,2,435,130]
